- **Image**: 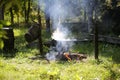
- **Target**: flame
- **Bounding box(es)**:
[64,52,71,61]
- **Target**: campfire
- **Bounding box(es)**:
[45,17,87,63]
[56,52,87,61]
[45,39,87,63]
[46,51,87,63]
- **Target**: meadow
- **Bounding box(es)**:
[0,27,120,80]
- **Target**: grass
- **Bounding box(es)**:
[0,27,120,80]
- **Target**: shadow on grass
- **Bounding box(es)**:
[99,43,120,63]
[0,49,18,58]
[72,42,120,63]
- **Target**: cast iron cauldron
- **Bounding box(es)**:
[25,24,40,43]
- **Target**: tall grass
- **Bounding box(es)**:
[0,27,120,80]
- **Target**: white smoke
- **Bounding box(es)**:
[38,0,96,60]
[42,0,76,60]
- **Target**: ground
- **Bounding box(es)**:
[0,27,120,80]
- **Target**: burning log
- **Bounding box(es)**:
[45,51,87,63]
[57,52,87,61]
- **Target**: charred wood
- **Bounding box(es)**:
[56,52,87,61]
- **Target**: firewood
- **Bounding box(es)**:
[60,52,87,61]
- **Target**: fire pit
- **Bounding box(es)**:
[46,51,87,63]
[45,39,87,63]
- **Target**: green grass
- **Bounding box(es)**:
[0,27,120,80]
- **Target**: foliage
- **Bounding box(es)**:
[0,20,11,26]
[0,24,4,49]
[0,0,21,12]
[0,20,11,49]
[0,0,119,36]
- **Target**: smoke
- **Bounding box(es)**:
[44,0,80,39]
[38,0,96,60]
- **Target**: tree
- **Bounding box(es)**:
[111,0,117,8]
[0,0,4,20]
[24,0,27,24]
[111,0,120,36]
[44,0,51,33]
[23,0,31,25]
[38,0,43,56]
[9,7,14,24]
[27,0,31,24]
[93,0,107,59]
[0,0,21,25]
[100,0,120,36]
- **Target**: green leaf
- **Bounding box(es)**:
[0,39,4,49]
[0,20,11,26]
[0,24,3,29]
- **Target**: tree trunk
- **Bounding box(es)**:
[0,4,4,20]
[26,0,31,24]
[94,1,99,60]
[87,0,94,33]
[17,14,19,27]
[24,0,27,23]
[84,7,87,23]
[38,2,43,56]
[111,0,117,8]
[94,20,99,60]
[45,14,51,33]
[44,0,51,33]
[10,7,14,24]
